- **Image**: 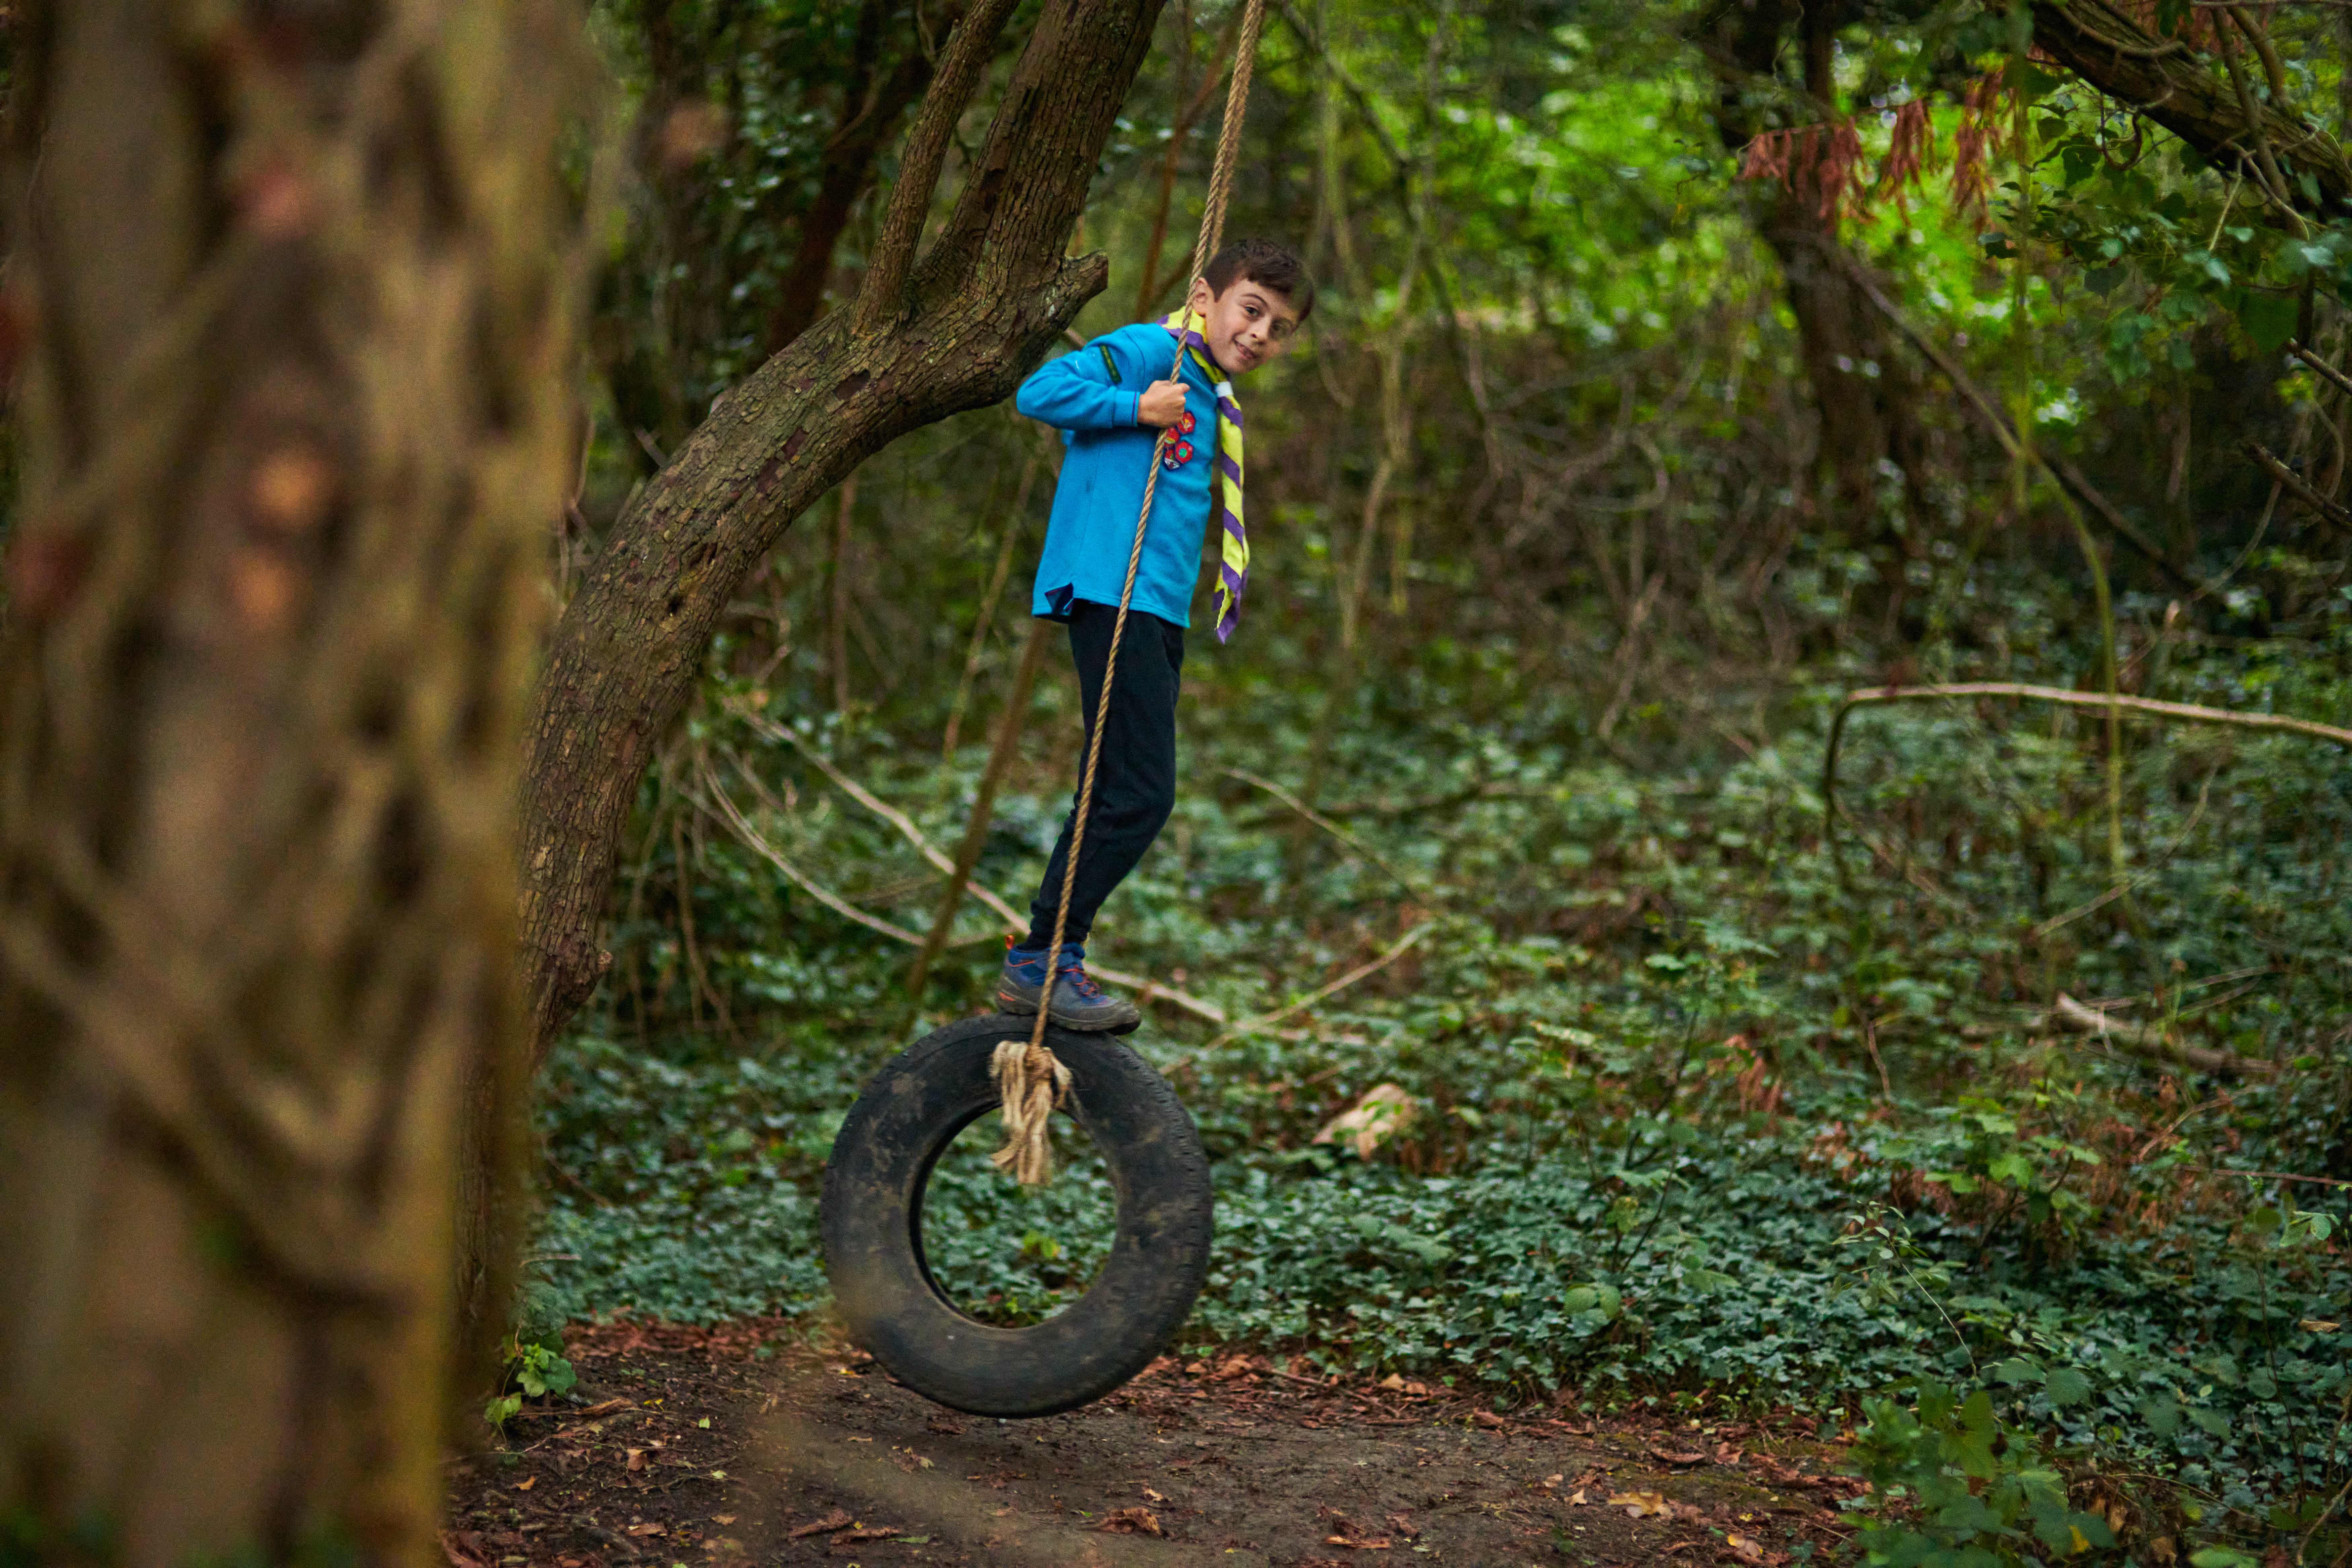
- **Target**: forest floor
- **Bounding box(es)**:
[442,1321,1870,1568]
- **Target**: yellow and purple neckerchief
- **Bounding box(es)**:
[1158,310,1247,642]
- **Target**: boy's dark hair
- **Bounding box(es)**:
[1202,239,1314,321]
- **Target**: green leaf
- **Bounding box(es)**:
[2191,1550,2262,1568]
[2044,1366,2091,1406]
[2238,292,2299,352]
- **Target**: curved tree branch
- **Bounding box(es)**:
[2032,1,2352,222]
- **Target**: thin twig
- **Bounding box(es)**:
[2286,338,2352,401]
[1226,768,1432,903]
[1207,921,1435,1049]
[737,708,1232,1026]
[690,763,949,947]
[1823,682,2352,887]
[2243,439,2352,534]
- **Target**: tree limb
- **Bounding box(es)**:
[2048,992,2275,1077]
[2032,1,2352,223]
[2242,440,2352,535]
[854,0,1023,336]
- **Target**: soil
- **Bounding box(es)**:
[443,1322,1869,1568]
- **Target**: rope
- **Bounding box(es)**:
[991,0,1268,1187]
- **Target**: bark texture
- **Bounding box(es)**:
[0,0,576,1557]
[515,0,1165,1059]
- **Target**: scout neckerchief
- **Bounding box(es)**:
[1157,310,1248,643]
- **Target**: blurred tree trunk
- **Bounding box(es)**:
[0,0,576,1558]
[501,0,1163,1348]
[1699,0,1926,534]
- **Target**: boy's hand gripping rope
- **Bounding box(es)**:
[990,0,1267,1187]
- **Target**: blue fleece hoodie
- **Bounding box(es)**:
[1016,320,1227,630]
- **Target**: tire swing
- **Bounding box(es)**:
[820,0,1267,1418]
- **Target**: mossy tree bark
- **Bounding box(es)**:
[0,0,577,1557]
[515,0,1164,1048]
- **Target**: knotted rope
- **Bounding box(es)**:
[991,0,1268,1185]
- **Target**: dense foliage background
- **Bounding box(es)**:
[527,1,2352,1560]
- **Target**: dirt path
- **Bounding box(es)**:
[443,1323,1864,1568]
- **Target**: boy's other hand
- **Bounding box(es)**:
[1137,380,1188,427]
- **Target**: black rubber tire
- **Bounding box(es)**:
[820,1014,1213,1418]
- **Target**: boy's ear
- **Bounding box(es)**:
[1184,276,1216,314]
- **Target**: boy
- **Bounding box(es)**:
[996,239,1313,1030]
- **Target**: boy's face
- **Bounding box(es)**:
[1184,274,1301,377]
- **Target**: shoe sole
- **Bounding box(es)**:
[994,987,1142,1036]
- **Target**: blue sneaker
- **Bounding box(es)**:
[996,940,1141,1033]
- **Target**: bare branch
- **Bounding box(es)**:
[2242,439,2352,534]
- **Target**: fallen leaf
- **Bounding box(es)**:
[1472,1411,1505,1430]
[1096,1507,1163,1536]
[577,1398,632,1417]
[844,1435,874,1443]
[787,1509,853,1539]
[1714,1443,1746,1465]
[1143,1488,1167,1503]
[837,1525,898,1543]
[624,1448,646,1472]
[1379,1373,1407,1391]
[1608,1491,1672,1519]
[1727,1533,1769,1565]
[438,1530,490,1568]
[1312,1083,1418,1158]
[1387,1514,1421,1539]
[1568,1489,1589,1506]
[513,1477,535,1492]
[1651,1447,1709,1466]
[712,1515,736,1525]
[2302,1319,2340,1334]
[1327,1534,1394,1550]
[624,1522,665,1537]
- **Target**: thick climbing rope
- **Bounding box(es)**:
[991,0,1269,1187]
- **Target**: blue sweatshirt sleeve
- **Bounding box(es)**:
[1016,336,1141,431]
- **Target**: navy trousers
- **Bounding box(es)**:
[1023,600,1185,948]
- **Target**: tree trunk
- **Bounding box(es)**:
[1699,0,1926,533]
[0,0,575,1558]
[499,0,1165,1350]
